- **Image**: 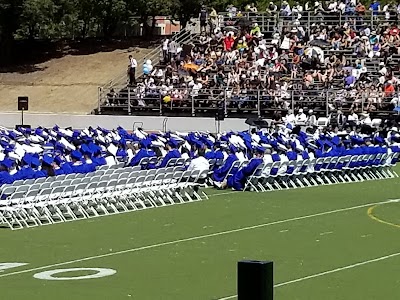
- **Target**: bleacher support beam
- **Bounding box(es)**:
[237,260,273,300]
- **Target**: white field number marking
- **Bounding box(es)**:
[33,268,117,280]
[0,263,116,280]
[0,263,28,273]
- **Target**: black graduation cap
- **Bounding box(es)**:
[245,118,269,129]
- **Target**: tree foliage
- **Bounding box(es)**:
[0,0,261,64]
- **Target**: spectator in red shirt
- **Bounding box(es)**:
[224,33,235,51]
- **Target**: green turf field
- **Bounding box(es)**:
[1,167,400,300]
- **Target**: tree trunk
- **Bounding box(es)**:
[0,32,15,66]
[141,16,150,38]
[150,16,157,36]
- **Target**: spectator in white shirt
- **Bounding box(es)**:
[285,109,296,124]
[162,39,169,63]
[347,110,359,125]
[128,55,137,86]
[262,148,273,176]
[327,0,338,12]
[338,0,346,13]
[295,108,307,124]
[307,109,317,126]
[187,148,210,172]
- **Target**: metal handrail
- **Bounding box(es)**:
[133,122,144,130]
[102,86,400,118]
[101,28,196,90]
[98,26,200,113]
[162,118,168,132]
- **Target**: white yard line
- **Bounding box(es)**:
[218,251,400,300]
[0,199,398,279]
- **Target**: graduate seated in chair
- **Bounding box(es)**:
[157,139,181,168]
[218,146,265,191]
[213,145,239,184]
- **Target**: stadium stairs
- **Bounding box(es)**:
[98,22,201,116]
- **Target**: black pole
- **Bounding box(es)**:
[21,108,24,126]
[238,260,274,300]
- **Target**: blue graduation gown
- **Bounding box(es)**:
[146,150,157,169]
[54,168,65,176]
[0,171,13,186]
[228,158,263,191]
[213,154,238,182]
[85,162,97,173]
[214,150,224,160]
[61,162,73,175]
[129,149,149,167]
[93,156,107,167]
[271,153,280,175]
[34,170,47,179]
[70,162,91,174]
[205,151,215,160]
[14,166,36,181]
[286,151,297,161]
[158,149,181,168]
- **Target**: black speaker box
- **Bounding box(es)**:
[18,96,29,111]
[237,260,273,300]
[15,125,31,130]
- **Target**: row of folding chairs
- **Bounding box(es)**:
[0,165,188,202]
[243,152,399,192]
[0,169,209,230]
[2,157,194,191]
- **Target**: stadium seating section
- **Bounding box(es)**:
[99,8,400,119]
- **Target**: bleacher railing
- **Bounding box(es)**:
[217,10,399,34]
[102,86,400,118]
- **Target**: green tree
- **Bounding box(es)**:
[94,0,127,37]
[0,0,23,64]
[127,0,174,37]
[17,0,58,39]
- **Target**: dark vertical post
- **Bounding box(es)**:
[237,260,273,300]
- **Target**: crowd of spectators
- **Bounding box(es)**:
[104,1,400,118]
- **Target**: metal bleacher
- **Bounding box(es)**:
[98,22,201,115]
[97,10,400,119]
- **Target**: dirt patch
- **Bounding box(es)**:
[0,46,152,114]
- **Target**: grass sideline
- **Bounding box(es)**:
[0,166,399,300]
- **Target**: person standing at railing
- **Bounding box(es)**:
[162,39,169,64]
[369,0,381,18]
[209,8,218,33]
[128,55,137,86]
[266,2,278,15]
[199,5,208,33]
